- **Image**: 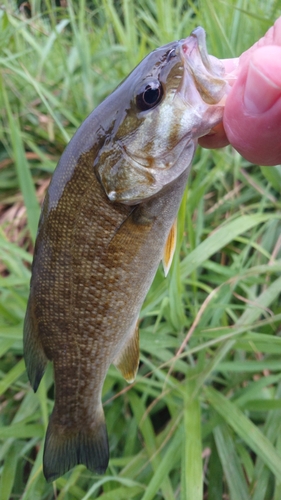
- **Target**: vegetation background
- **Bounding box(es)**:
[0,0,281,498]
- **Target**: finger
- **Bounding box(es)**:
[239,16,281,66]
[223,45,281,166]
[199,17,281,154]
[221,58,240,78]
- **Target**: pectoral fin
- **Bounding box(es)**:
[113,323,139,383]
[162,218,177,277]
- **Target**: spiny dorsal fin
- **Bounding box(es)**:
[162,218,177,277]
[113,323,139,383]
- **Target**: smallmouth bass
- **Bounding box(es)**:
[24,27,228,482]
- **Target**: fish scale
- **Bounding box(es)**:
[23,27,229,481]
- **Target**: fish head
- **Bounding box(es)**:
[96,27,229,204]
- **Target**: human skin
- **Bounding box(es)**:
[199,17,281,166]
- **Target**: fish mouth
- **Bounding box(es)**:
[179,27,228,105]
[190,27,217,74]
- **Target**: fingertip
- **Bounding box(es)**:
[250,46,281,88]
[244,48,281,115]
[223,45,281,165]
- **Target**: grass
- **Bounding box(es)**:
[0,0,281,498]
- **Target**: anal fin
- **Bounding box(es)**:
[113,323,139,383]
[162,218,177,277]
[23,298,48,392]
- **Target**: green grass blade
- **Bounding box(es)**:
[0,359,26,396]
[0,423,44,439]
[1,86,40,242]
[128,390,175,500]
[0,442,22,500]
[141,427,182,500]
[214,423,249,500]
[182,379,203,500]
[0,1,280,498]
[206,387,281,482]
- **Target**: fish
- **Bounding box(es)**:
[23,27,228,482]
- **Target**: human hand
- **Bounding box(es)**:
[199,17,281,166]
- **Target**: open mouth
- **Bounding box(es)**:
[180,27,228,105]
[192,27,217,72]
[181,27,212,70]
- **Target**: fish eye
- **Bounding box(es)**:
[136,81,163,111]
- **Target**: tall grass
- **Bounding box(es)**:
[0,0,281,498]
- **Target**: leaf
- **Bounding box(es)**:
[206,387,281,482]
[0,442,22,500]
[1,85,40,243]
[0,359,26,396]
[214,423,249,500]
[182,379,203,500]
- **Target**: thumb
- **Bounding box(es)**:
[223,44,281,165]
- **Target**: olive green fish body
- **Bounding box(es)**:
[24,27,228,481]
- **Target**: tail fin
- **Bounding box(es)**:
[43,407,109,482]
[23,298,48,392]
